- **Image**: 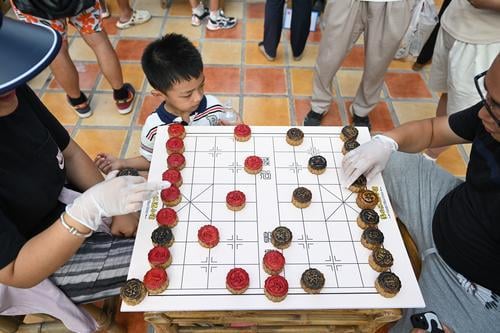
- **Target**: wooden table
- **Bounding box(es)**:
[145,308,401,333]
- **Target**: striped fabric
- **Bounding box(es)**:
[50,233,134,304]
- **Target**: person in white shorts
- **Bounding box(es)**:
[426,0,500,158]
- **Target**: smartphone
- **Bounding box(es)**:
[410,311,445,333]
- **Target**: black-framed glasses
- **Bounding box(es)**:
[474,71,500,126]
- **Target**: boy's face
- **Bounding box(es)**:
[153,74,205,120]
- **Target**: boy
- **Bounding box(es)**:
[95,33,227,174]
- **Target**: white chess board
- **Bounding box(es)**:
[123,126,425,312]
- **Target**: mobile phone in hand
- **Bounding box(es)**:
[411,311,445,333]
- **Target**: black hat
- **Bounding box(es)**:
[0,12,61,94]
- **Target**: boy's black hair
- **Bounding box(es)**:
[141,33,203,93]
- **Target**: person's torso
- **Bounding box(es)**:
[441,0,500,44]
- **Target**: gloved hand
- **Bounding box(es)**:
[342,134,398,187]
[66,173,170,231]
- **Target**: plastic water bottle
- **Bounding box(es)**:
[220,100,240,125]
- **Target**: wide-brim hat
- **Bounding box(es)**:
[0,13,61,94]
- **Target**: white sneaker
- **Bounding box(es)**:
[207,11,237,30]
[191,6,209,26]
[116,9,152,29]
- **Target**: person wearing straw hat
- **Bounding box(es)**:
[0,13,168,303]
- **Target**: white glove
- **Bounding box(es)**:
[66,174,170,231]
[342,135,398,187]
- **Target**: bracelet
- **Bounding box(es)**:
[60,213,93,238]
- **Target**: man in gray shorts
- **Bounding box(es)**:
[342,53,500,332]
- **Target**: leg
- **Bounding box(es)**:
[390,253,500,332]
[352,0,412,117]
[310,0,363,115]
[290,0,312,59]
[81,31,124,90]
[262,0,285,58]
[49,39,82,99]
[115,0,152,29]
[382,152,462,252]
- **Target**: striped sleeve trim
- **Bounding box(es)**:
[193,104,224,121]
[145,126,157,141]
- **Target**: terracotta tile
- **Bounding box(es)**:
[246,19,264,41]
[121,17,163,38]
[102,17,119,35]
[49,63,100,90]
[138,95,164,125]
[436,146,467,177]
[69,38,95,61]
[345,101,394,133]
[68,24,77,37]
[245,41,285,65]
[290,68,314,96]
[168,0,192,16]
[289,44,318,67]
[125,130,142,159]
[41,92,79,126]
[244,68,286,94]
[73,128,127,159]
[206,23,243,39]
[114,309,147,333]
[247,2,265,19]
[115,39,153,61]
[225,2,244,19]
[243,97,290,125]
[163,18,202,41]
[294,98,342,126]
[28,67,52,89]
[202,41,242,65]
[98,63,145,91]
[385,72,432,99]
[341,46,364,68]
[307,29,321,43]
[392,101,438,125]
[80,93,133,126]
[204,67,240,94]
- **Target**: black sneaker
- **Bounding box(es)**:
[303,110,324,126]
[352,113,371,130]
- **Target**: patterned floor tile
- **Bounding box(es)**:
[115,39,153,61]
[205,23,243,39]
[345,100,395,133]
[244,68,286,94]
[245,41,285,65]
[97,63,145,92]
[243,97,290,125]
[80,93,134,126]
[138,94,164,125]
[290,68,314,96]
[385,72,432,99]
[73,128,127,160]
[121,17,163,38]
[163,17,203,40]
[247,2,265,19]
[202,40,242,65]
[246,19,264,41]
[49,63,101,91]
[41,92,79,126]
[204,66,241,94]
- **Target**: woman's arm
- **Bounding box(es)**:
[0,213,91,288]
[63,139,104,191]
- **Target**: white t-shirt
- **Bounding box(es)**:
[441,0,500,44]
[140,95,223,161]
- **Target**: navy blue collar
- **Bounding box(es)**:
[156,96,207,125]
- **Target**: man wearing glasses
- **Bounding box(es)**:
[342,53,500,332]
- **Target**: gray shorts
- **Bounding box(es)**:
[50,233,134,304]
[384,152,499,332]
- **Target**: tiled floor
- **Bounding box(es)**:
[11,0,467,331]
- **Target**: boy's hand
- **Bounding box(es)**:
[110,212,139,237]
[94,153,121,174]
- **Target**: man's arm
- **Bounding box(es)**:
[384,116,468,152]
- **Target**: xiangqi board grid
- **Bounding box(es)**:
[123,126,425,312]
